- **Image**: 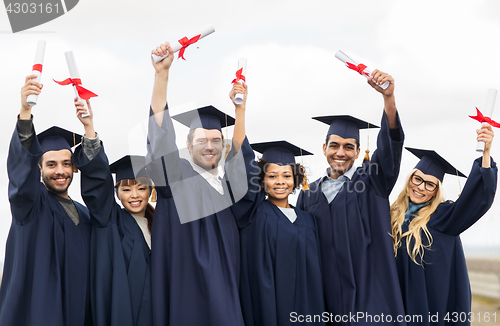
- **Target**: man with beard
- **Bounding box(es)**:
[146,42,247,326]
[0,74,92,326]
[297,70,406,325]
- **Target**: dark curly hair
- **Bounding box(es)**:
[257,158,305,194]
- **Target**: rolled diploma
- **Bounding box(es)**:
[65,51,90,118]
[335,50,389,90]
[26,40,46,106]
[234,58,247,105]
[476,88,497,152]
[151,24,215,63]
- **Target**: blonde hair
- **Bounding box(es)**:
[390,169,445,265]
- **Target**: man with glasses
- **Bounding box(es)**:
[297,70,406,325]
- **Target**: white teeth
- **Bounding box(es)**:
[414,190,424,197]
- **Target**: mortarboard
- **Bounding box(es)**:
[172,105,235,131]
[406,147,466,182]
[312,115,378,140]
[251,141,313,165]
[37,126,82,153]
[110,155,149,183]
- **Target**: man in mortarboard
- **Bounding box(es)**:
[0,75,92,326]
[297,71,406,325]
[146,42,246,326]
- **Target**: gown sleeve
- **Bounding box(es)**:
[74,143,120,227]
[229,137,265,228]
[146,104,183,187]
[366,111,405,198]
[430,157,498,236]
[8,122,44,225]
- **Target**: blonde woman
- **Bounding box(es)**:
[390,123,497,326]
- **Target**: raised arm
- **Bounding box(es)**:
[8,75,44,224]
[73,99,118,227]
[368,69,397,129]
[229,82,247,153]
[150,42,174,127]
[432,123,497,235]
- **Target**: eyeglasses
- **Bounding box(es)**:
[410,174,438,192]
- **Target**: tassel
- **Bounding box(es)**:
[73,164,78,173]
[225,143,231,160]
[362,149,371,163]
[302,166,309,190]
[151,185,157,202]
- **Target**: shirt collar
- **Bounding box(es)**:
[189,160,224,181]
[323,164,357,182]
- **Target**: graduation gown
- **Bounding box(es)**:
[73,144,152,326]
[231,138,325,326]
[146,106,245,326]
[396,157,497,326]
[297,113,406,325]
[0,127,92,326]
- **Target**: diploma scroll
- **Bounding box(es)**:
[335,50,389,90]
[476,89,497,152]
[234,58,247,105]
[64,51,91,117]
[26,40,46,106]
[152,24,215,63]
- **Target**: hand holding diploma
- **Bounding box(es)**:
[74,97,96,139]
[20,75,43,119]
[151,24,215,63]
[335,50,390,90]
[54,51,98,118]
[26,40,46,106]
[231,58,247,105]
[469,89,499,152]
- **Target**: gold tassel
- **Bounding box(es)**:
[151,185,157,202]
[72,133,78,172]
[363,149,371,163]
[224,113,231,160]
[73,164,78,173]
[302,171,309,190]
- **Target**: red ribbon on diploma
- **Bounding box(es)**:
[53,78,98,100]
[231,68,246,84]
[469,107,500,128]
[32,64,43,72]
[346,62,370,76]
[178,34,201,60]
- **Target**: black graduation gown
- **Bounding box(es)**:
[396,157,497,326]
[146,106,245,326]
[297,113,406,325]
[73,144,152,326]
[0,127,92,326]
[231,138,325,326]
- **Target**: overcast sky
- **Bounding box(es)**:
[0,0,500,262]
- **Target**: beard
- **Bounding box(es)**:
[42,173,73,196]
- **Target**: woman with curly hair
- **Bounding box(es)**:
[229,82,325,326]
[390,123,497,326]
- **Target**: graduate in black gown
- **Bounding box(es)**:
[0,75,92,326]
[390,123,497,326]
[229,81,325,326]
[72,99,153,326]
[297,71,406,325]
[146,42,246,326]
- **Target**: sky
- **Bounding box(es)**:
[0,0,500,262]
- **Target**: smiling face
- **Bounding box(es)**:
[187,128,224,172]
[323,134,360,179]
[116,177,151,217]
[39,149,74,198]
[261,163,295,207]
[407,169,439,204]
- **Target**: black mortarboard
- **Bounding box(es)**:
[172,105,235,131]
[251,141,313,165]
[312,115,378,140]
[110,155,149,183]
[37,126,82,153]
[406,147,466,182]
